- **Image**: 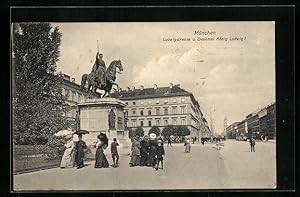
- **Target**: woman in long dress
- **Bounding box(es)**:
[95,133,109,168]
[129,138,140,167]
[60,135,75,168]
[184,139,191,153]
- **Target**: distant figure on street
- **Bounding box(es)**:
[167,137,172,147]
[155,140,165,170]
[250,136,256,152]
[201,137,205,145]
[74,134,87,169]
[111,138,119,167]
[184,139,191,153]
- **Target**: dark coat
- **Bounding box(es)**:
[75,140,87,164]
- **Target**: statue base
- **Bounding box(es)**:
[77,97,131,155]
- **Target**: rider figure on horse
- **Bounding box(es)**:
[91,52,106,88]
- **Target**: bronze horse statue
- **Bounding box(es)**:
[81,59,123,97]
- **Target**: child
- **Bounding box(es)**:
[74,134,87,169]
[111,138,119,167]
[155,140,165,170]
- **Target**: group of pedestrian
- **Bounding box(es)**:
[129,134,165,170]
[60,132,120,169]
[60,134,87,169]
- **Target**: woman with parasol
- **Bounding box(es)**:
[73,130,89,169]
[55,129,76,168]
[95,132,109,168]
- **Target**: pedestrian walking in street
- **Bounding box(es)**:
[184,139,191,153]
[60,134,76,168]
[111,138,119,167]
[140,137,150,166]
[95,133,109,168]
[129,136,141,167]
[74,134,87,169]
[250,136,256,152]
[201,137,205,145]
[148,133,158,167]
[155,140,165,170]
[167,137,172,147]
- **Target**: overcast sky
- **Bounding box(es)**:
[54,22,275,133]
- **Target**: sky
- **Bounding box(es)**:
[53,22,275,133]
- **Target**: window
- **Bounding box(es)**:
[140,121,144,127]
[156,108,160,115]
[164,108,168,115]
[181,106,186,114]
[156,100,160,104]
[181,119,186,125]
[148,110,152,115]
[164,119,168,125]
[164,99,168,104]
[173,98,177,103]
[181,98,185,103]
[71,91,75,101]
[148,121,152,127]
[132,110,136,115]
[148,100,152,104]
[156,119,160,126]
[132,101,136,105]
[140,110,144,116]
[140,101,144,105]
[132,120,136,127]
[65,89,70,98]
[172,107,177,114]
[173,118,177,125]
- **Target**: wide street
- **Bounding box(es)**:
[13,140,276,191]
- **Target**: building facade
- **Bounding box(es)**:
[228,102,276,140]
[59,73,100,128]
[225,122,240,139]
[111,84,211,139]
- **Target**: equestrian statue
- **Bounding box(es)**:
[81,51,123,98]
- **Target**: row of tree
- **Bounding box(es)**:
[128,125,191,139]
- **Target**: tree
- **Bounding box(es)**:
[161,126,172,138]
[176,125,191,136]
[148,126,160,136]
[12,23,70,145]
[135,127,145,137]
[128,128,135,139]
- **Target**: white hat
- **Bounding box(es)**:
[150,133,157,139]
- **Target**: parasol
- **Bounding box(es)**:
[149,133,157,139]
[74,129,89,135]
[54,129,74,137]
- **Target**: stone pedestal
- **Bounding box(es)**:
[77,97,131,155]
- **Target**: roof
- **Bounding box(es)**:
[110,85,191,100]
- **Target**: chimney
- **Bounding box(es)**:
[132,86,135,91]
[154,84,157,90]
[169,83,173,89]
[71,78,75,83]
[140,85,144,90]
[126,87,130,91]
[119,87,123,92]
